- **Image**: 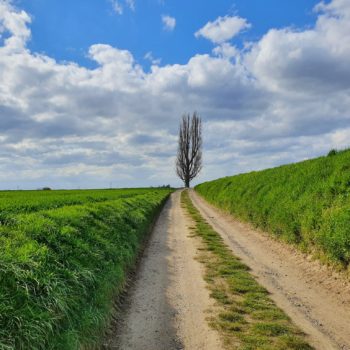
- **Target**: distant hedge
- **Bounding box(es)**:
[195,149,350,267]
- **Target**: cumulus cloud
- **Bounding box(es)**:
[212,43,238,59]
[0,0,350,189]
[0,0,31,49]
[195,15,251,44]
[245,2,350,95]
[162,15,176,31]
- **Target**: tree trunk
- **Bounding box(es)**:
[185,178,190,188]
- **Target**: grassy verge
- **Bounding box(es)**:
[0,189,172,350]
[181,190,312,350]
[195,149,350,269]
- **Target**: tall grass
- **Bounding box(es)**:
[195,149,350,268]
[0,189,172,349]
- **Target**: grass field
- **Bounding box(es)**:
[0,188,172,349]
[195,149,350,269]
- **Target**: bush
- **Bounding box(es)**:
[328,149,338,157]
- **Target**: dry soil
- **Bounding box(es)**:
[104,191,222,350]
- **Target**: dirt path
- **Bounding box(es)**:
[104,191,222,350]
[190,190,350,350]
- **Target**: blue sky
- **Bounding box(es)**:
[20,0,320,69]
[0,0,349,189]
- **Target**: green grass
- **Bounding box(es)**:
[0,188,160,221]
[0,188,172,349]
[181,190,312,350]
[195,149,350,269]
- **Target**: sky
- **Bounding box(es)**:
[0,0,349,189]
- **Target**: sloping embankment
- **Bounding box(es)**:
[0,189,172,350]
[195,149,350,269]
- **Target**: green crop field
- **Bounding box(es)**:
[0,188,172,349]
[195,149,350,269]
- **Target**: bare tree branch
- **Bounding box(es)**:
[176,112,202,187]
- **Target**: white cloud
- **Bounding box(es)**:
[213,43,238,59]
[144,51,161,66]
[126,0,135,11]
[195,15,251,44]
[109,0,135,14]
[0,0,350,189]
[111,0,123,15]
[245,0,350,94]
[162,15,176,31]
[0,0,31,49]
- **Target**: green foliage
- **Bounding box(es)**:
[328,149,338,157]
[0,188,172,349]
[181,190,312,349]
[195,149,350,267]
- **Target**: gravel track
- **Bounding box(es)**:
[104,191,222,349]
[190,190,350,350]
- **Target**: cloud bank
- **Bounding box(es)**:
[0,0,350,189]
